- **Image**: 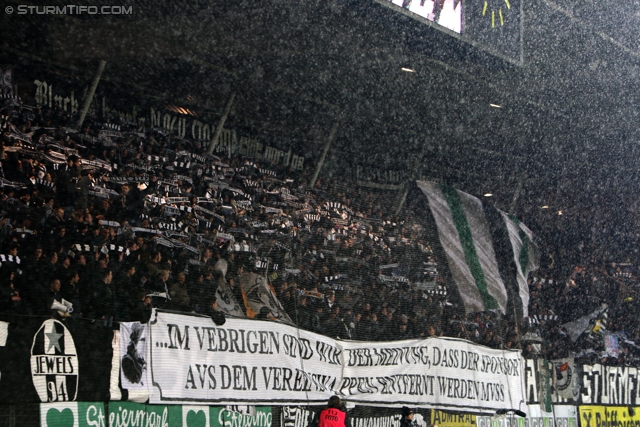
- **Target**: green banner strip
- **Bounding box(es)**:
[41,402,106,427]
[107,402,273,427]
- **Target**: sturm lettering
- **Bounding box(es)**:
[581,364,639,405]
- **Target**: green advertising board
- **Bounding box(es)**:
[41,402,272,427]
[108,402,272,427]
[40,402,106,427]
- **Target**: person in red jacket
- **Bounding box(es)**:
[317,396,351,427]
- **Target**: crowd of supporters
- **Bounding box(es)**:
[525,262,640,365]
[0,98,637,365]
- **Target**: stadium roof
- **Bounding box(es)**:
[2,0,640,238]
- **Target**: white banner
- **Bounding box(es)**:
[149,311,525,411]
[341,338,525,412]
[120,322,149,391]
[149,311,342,405]
[581,364,640,405]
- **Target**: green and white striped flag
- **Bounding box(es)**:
[417,181,508,314]
[499,210,540,318]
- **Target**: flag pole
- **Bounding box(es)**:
[76,60,106,130]
[508,170,526,214]
[395,183,409,215]
[207,91,236,154]
[512,297,522,348]
[309,121,339,188]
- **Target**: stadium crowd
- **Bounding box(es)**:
[0,98,638,366]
